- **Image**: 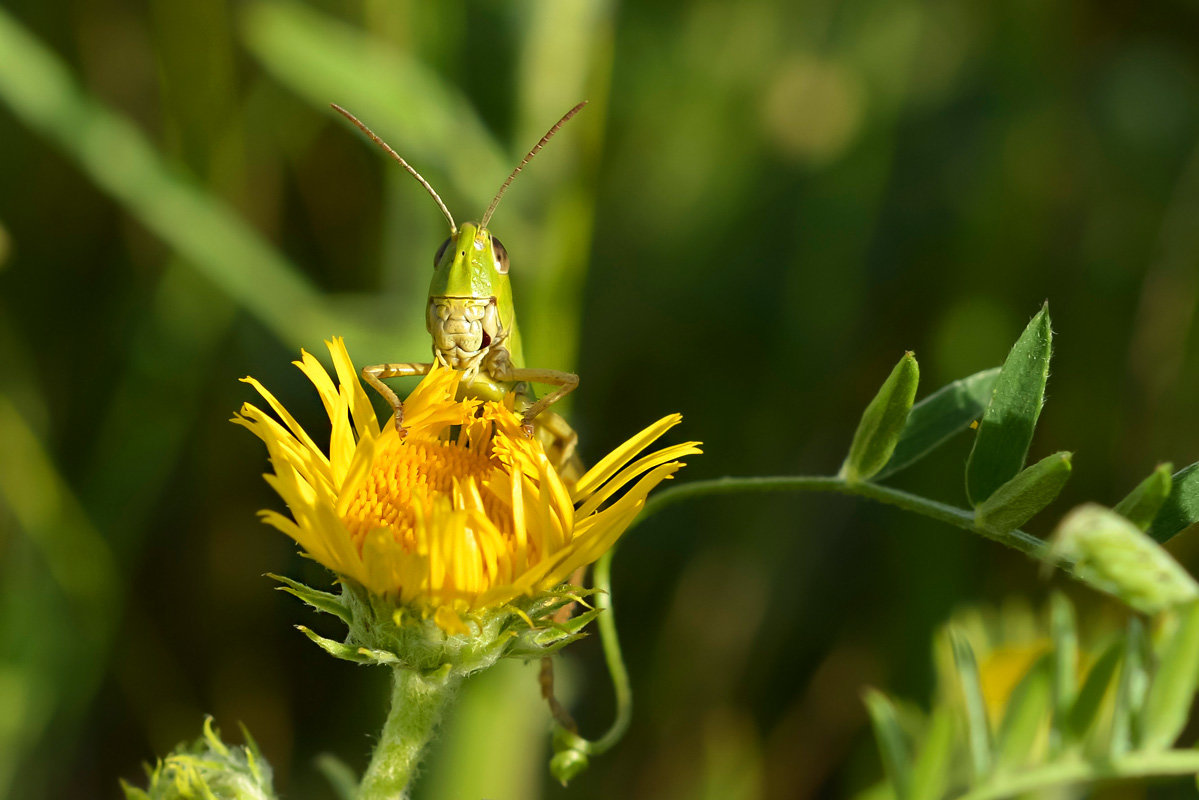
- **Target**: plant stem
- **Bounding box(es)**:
[357,667,460,800]
[956,750,1199,800]
[638,475,1056,563]
[588,548,632,755]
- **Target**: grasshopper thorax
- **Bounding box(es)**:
[426,221,519,379]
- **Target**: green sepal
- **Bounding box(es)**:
[294,623,378,666]
[974,451,1072,533]
[1141,601,1199,750]
[841,352,920,484]
[876,366,1000,481]
[908,707,953,800]
[1066,639,1122,743]
[1114,463,1173,532]
[863,688,912,800]
[966,304,1053,506]
[269,573,352,624]
[1052,504,1199,615]
[995,653,1052,770]
[507,607,605,659]
[1148,462,1199,543]
[951,631,993,780]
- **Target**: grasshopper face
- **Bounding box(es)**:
[426,221,517,376]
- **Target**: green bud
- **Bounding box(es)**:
[121,718,276,800]
[1114,463,1173,532]
[841,352,919,483]
[974,451,1072,533]
[1052,504,1199,615]
[550,748,590,785]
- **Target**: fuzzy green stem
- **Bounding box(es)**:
[357,667,460,800]
[638,475,1057,563]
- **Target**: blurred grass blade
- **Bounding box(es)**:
[840,352,919,483]
[1048,592,1077,754]
[965,304,1052,506]
[973,451,1072,534]
[314,753,359,800]
[1141,602,1199,750]
[876,367,1000,480]
[241,0,507,208]
[863,689,912,800]
[908,707,953,800]
[1066,639,1121,742]
[1147,462,1199,543]
[1052,504,1199,615]
[0,8,348,349]
[1108,617,1145,757]
[951,631,993,780]
[995,654,1052,770]
[1115,463,1174,532]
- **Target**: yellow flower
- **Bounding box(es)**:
[234,338,699,633]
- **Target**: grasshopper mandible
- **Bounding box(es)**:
[331,102,585,476]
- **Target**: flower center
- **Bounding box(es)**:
[341,435,510,548]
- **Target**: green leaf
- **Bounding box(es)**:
[841,352,920,483]
[864,689,912,800]
[1066,639,1121,742]
[296,625,390,664]
[996,654,1052,770]
[876,367,1000,480]
[965,304,1053,506]
[1114,463,1173,531]
[974,451,1072,533]
[951,631,993,780]
[269,573,352,624]
[1109,618,1146,757]
[1052,504,1199,615]
[908,707,953,800]
[1148,462,1199,543]
[1141,601,1199,750]
[1048,592,1078,754]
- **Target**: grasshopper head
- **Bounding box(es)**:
[426,222,517,375]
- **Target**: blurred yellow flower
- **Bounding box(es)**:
[234,338,699,633]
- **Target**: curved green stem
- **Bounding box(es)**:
[357,667,460,800]
[587,547,632,755]
[638,475,1055,562]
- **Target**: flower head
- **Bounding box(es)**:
[234,338,699,635]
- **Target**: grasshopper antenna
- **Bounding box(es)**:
[479,101,587,229]
[330,103,457,235]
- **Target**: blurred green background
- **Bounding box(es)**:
[1,0,1199,798]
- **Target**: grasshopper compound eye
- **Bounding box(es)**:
[434,236,452,268]
[493,237,510,274]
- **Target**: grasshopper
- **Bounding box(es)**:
[332,103,586,476]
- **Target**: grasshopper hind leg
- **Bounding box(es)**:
[535,410,584,484]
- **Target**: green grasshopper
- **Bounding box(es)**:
[331,103,586,475]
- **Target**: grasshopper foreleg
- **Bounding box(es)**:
[361,362,433,433]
